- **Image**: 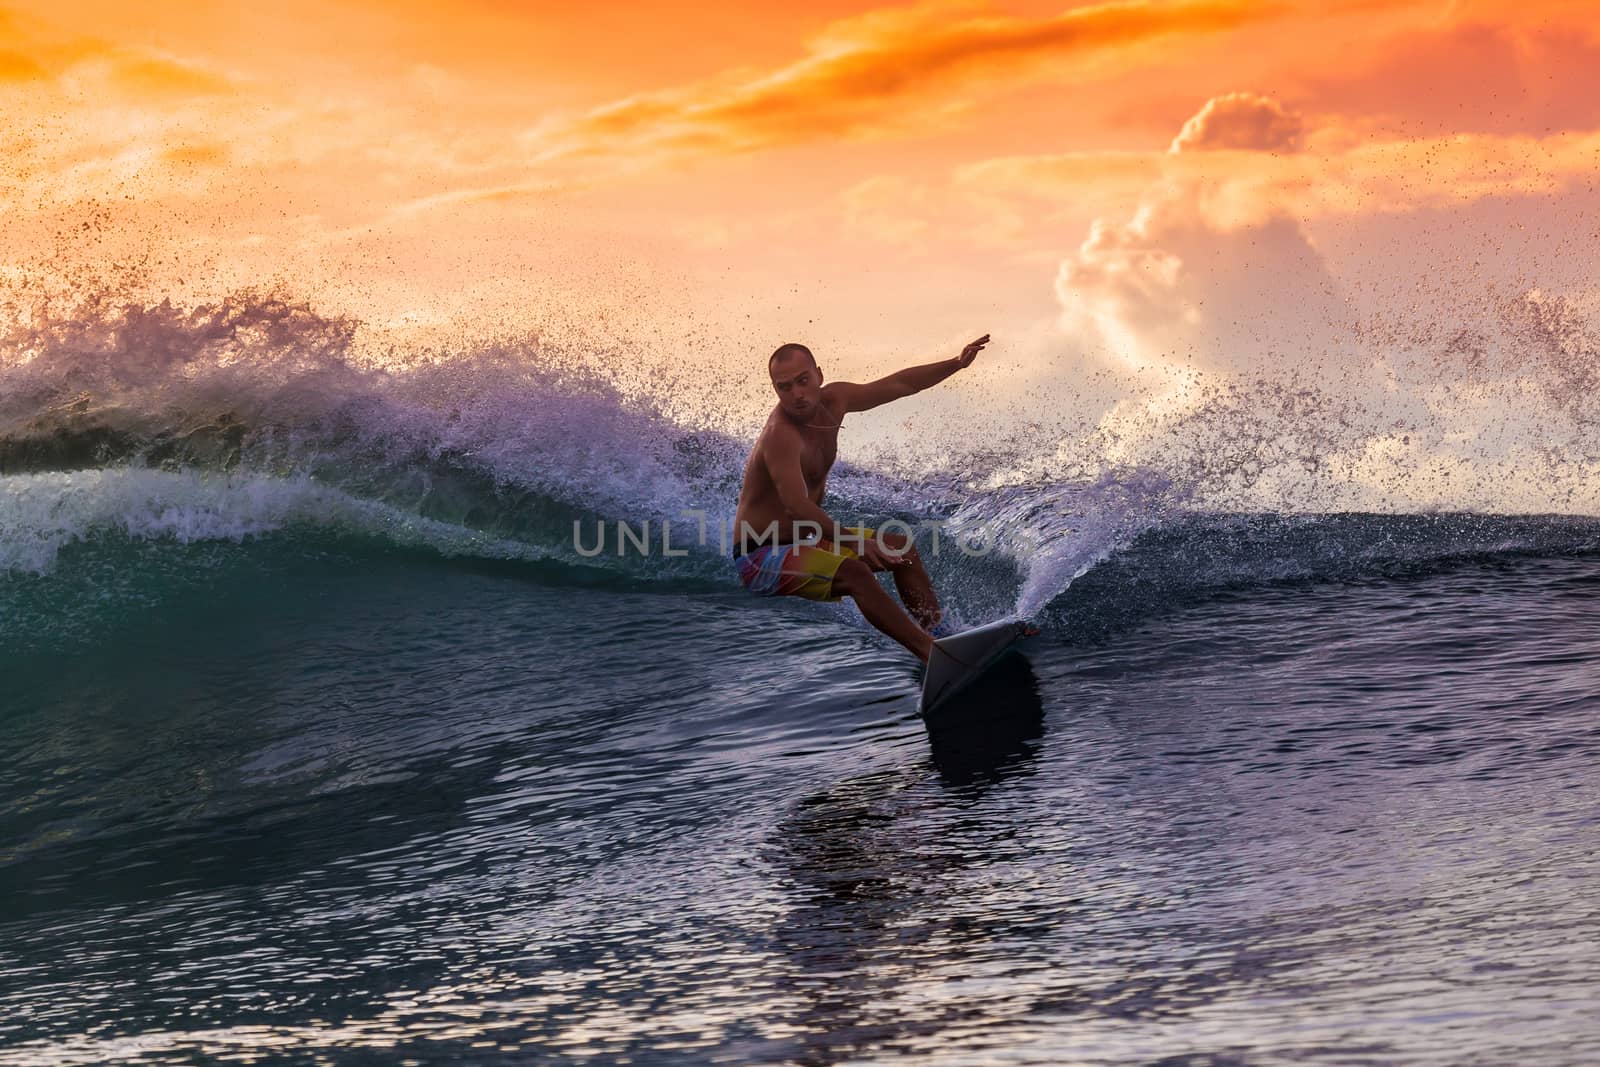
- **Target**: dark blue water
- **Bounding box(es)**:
[2,516,1598,1065]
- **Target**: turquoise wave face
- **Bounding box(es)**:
[5,476,1599,668]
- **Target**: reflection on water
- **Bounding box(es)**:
[772,768,955,1063]
[924,655,1046,789]
[769,688,1047,1067]
[2,555,1599,1064]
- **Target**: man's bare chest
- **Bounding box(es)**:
[799,433,838,486]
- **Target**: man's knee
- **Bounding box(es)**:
[876,530,921,565]
[832,556,874,596]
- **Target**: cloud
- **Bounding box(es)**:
[1037,89,1600,504]
[1290,18,1600,137]
[1055,186,1348,374]
[1042,89,1596,379]
[107,55,234,97]
[954,120,1600,231]
[1169,91,1303,152]
[957,150,1162,199]
[0,18,235,97]
[0,49,46,81]
[161,142,230,167]
[526,0,1287,167]
[1046,93,1352,398]
[842,80,1600,262]
[839,94,1593,264]
[841,176,935,244]
[371,0,1297,220]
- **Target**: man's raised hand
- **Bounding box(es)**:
[956,334,990,369]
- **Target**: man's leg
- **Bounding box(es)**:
[831,557,934,662]
[874,532,941,631]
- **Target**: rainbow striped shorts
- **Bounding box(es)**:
[733,527,878,602]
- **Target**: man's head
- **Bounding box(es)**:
[768,343,823,421]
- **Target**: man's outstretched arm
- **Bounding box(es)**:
[830,334,989,413]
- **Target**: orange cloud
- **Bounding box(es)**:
[1169,91,1303,152]
[955,151,1159,204]
[824,89,1598,387]
[840,175,935,243]
[1036,88,1599,427]
[0,49,45,81]
[108,54,234,97]
[528,0,1290,166]
[0,16,235,97]
[1287,16,1600,136]
[161,142,229,167]
[955,118,1600,230]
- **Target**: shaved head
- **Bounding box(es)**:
[769,342,815,372]
[766,342,824,419]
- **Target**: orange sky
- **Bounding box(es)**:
[3,0,1598,480]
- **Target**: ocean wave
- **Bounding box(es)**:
[4,464,1595,661]
[0,293,751,521]
[0,468,559,576]
[1044,510,1600,638]
[3,288,1600,640]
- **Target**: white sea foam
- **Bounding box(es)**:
[0,468,553,576]
[2,287,1599,618]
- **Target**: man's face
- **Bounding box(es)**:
[770,355,823,419]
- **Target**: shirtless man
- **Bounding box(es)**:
[732,336,990,663]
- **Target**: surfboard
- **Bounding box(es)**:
[919,619,1035,717]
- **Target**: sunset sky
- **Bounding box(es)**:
[3,0,1598,503]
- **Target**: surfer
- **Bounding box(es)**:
[732,336,990,662]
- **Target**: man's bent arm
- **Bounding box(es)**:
[763,438,846,542]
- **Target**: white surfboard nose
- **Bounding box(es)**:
[919,618,1033,715]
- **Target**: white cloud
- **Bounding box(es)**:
[1169,90,1304,153]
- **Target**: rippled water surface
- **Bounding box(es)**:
[3,535,1598,1065]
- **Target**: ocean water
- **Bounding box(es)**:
[2,295,1599,1064]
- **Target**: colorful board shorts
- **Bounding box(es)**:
[734,527,878,602]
